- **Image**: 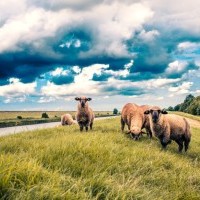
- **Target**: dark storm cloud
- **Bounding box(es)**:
[0,0,200,87]
[0,26,198,85]
[124,27,200,77]
[102,85,146,96]
[50,74,74,85]
[0,50,57,84]
[0,27,131,84]
[93,73,111,82]
[0,28,91,84]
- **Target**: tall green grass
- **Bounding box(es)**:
[0,118,200,199]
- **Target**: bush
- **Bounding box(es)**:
[113,108,118,115]
[17,116,22,119]
[174,104,181,111]
[167,106,174,111]
[41,112,49,118]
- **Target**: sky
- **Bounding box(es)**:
[0,0,200,111]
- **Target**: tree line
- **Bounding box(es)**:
[168,94,200,115]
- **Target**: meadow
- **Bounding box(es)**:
[171,111,200,122]
[0,116,200,199]
[0,111,114,120]
[0,111,114,128]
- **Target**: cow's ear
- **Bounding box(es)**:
[161,109,168,114]
[75,97,80,101]
[87,98,92,101]
[144,110,150,114]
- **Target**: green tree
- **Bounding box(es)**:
[186,96,200,115]
[113,108,118,115]
[174,104,181,111]
[171,95,200,115]
[41,112,49,118]
[167,106,174,111]
[180,94,195,112]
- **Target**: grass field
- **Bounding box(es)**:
[0,117,200,199]
[171,111,200,122]
[0,111,113,120]
[0,111,114,128]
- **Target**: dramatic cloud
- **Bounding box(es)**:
[168,82,193,94]
[0,0,199,109]
[0,78,36,103]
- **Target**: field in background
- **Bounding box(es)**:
[0,117,200,199]
[0,111,114,120]
[171,111,200,122]
[0,111,114,128]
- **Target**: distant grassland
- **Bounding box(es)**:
[170,111,200,122]
[0,111,114,128]
[0,111,113,120]
[0,117,200,199]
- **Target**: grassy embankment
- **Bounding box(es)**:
[170,111,200,122]
[0,111,114,128]
[0,116,200,199]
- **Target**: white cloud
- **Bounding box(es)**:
[124,60,134,69]
[104,69,129,78]
[41,80,99,96]
[165,60,187,75]
[0,7,80,53]
[75,64,109,82]
[50,67,69,76]
[38,96,56,103]
[72,66,81,73]
[0,1,153,56]
[142,78,182,89]
[80,2,153,57]
[138,29,160,41]
[41,64,109,96]
[0,78,36,98]
[156,96,164,100]
[41,62,183,98]
[74,39,81,48]
[59,39,81,48]
[100,60,133,78]
[193,90,200,95]
[177,42,200,52]
[147,0,200,34]
[0,0,27,22]
[9,77,20,84]
[168,82,193,94]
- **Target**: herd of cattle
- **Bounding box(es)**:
[61,96,191,152]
